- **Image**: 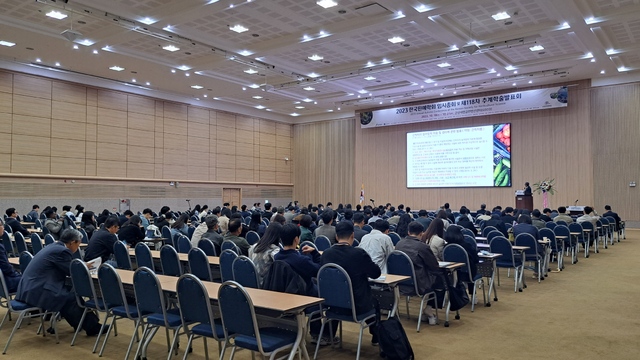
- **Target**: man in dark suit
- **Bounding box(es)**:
[483,214,508,237]
[16,229,103,335]
[524,182,532,195]
[500,207,517,225]
[457,208,478,235]
[84,216,120,263]
[4,208,30,237]
[118,210,134,226]
[352,212,368,241]
[602,205,621,229]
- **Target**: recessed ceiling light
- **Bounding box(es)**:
[605,49,616,55]
[357,89,367,94]
[163,45,180,52]
[238,50,253,56]
[617,66,629,72]
[177,65,191,71]
[171,69,176,73]
[316,0,338,9]
[203,94,207,98]
[379,101,383,104]
[308,54,324,61]
[242,87,247,91]
[512,83,516,86]
[109,65,124,71]
[492,12,511,21]
[440,93,444,96]
[55,62,61,67]
[600,70,605,74]
[35,58,41,62]
[302,98,313,103]
[294,101,301,104]
[132,79,137,83]
[513,71,518,74]
[366,61,374,67]
[146,82,151,86]
[248,84,260,89]
[213,97,220,100]
[0,40,15,47]
[437,62,451,68]
[308,72,320,78]
[140,17,155,25]
[388,36,405,44]
[244,68,258,74]
[528,80,533,84]
[302,34,311,41]
[590,58,596,63]
[185,73,190,77]
[364,76,376,81]
[256,105,266,109]
[319,30,327,36]
[252,95,263,99]
[424,79,434,83]
[328,109,333,112]
[505,65,516,71]
[295,106,305,109]
[337,107,341,110]
[496,73,501,76]
[92,49,98,54]
[229,24,249,33]
[191,85,204,89]
[303,86,315,91]
[314,101,318,104]
[529,45,544,52]
[46,10,68,20]
[72,44,79,50]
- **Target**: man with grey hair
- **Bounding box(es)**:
[201,215,224,254]
[190,214,217,247]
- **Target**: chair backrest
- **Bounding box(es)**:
[133,267,168,320]
[386,250,419,295]
[197,239,217,256]
[161,226,173,247]
[177,274,218,338]
[97,263,133,317]
[70,258,102,310]
[79,228,89,244]
[463,234,477,249]
[44,234,56,246]
[486,230,504,243]
[554,224,570,238]
[221,240,240,254]
[1,231,14,257]
[177,235,192,254]
[300,241,317,251]
[135,242,155,272]
[113,240,133,270]
[13,232,28,254]
[232,255,259,288]
[555,220,568,227]
[545,221,557,230]
[605,216,617,230]
[218,281,261,346]
[388,232,401,246]
[443,244,474,280]
[160,244,183,277]
[568,223,584,238]
[514,233,540,256]
[244,216,251,225]
[19,251,33,273]
[317,264,358,321]
[580,221,594,234]
[41,226,50,236]
[482,226,497,237]
[489,236,516,265]
[362,224,373,233]
[246,231,260,246]
[461,228,475,239]
[3,224,11,234]
[220,249,238,282]
[0,271,14,304]
[314,235,331,251]
[35,219,43,228]
[188,247,212,281]
[539,228,558,250]
[29,233,43,254]
[188,226,196,240]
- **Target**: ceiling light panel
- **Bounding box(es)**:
[46,10,68,20]
[229,25,249,33]
[317,0,338,9]
[308,54,324,61]
[109,66,125,71]
[492,12,511,21]
[388,36,405,44]
[163,45,180,52]
[0,40,15,47]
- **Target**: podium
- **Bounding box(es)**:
[516,194,533,211]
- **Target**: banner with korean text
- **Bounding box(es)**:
[359,86,568,128]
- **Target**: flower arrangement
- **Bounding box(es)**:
[533,178,556,195]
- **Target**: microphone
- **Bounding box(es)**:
[370,199,375,202]
[186,199,191,202]
[574,199,579,205]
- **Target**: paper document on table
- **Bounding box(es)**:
[369,276,386,281]
[87,257,102,275]
[438,261,452,266]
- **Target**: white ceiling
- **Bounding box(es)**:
[0,0,639,123]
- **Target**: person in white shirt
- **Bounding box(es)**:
[359,219,395,274]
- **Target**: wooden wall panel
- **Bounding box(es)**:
[293,118,356,205]
[13,75,51,99]
[0,92,12,113]
[216,112,236,128]
[128,112,155,130]
[50,157,85,176]
[51,138,85,159]
[52,120,86,141]
[188,107,209,124]
[11,154,50,174]
[12,115,50,138]
[13,95,51,118]
[0,72,12,93]
[97,107,127,128]
[164,103,188,121]
[127,95,155,115]
[97,90,127,111]
[52,82,86,105]
[96,160,126,177]
[0,113,10,133]
[0,132,10,154]
[11,134,50,156]
[52,101,86,123]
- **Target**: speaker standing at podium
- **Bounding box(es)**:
[523,182,532,195]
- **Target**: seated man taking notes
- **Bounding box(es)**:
[321,221,381,345]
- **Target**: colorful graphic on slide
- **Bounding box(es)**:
[492,123,511,187]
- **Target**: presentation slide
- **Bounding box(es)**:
[407,123,511,188]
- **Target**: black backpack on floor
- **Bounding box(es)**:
[377,314,414,360]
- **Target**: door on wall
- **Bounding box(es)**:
[222,188,242,207]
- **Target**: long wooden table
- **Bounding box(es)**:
[93,268,323,360]
[128,248,220,265]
